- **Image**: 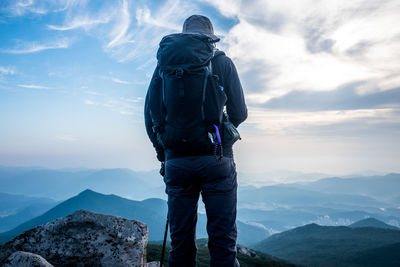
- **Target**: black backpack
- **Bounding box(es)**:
[150,33,227,153]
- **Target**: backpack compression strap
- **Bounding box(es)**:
[200,49,216,121]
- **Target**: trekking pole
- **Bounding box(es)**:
[159,161,168,267]
[160,216,169,267]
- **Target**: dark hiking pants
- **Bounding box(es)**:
[164,155,239,267]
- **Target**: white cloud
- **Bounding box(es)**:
[48,16,110,31]
[84,94,143,118]
[8,0,48,16]
[106,0,195,61]
[6,0,192,62]
[84,90,104,96]
[119,110,133,115]
[120,96,143,103]
[136,6,180,31]
[17,0,33,8]
[205,0,400,103]
[55,0,88,12]
[5,0,89,16]
[226,20,373,104]
[107,0,131,48]
[84,100,96,105]
[0,66,15,75]
[84,100,111,107]
[247,107,399,135]
[2,39,70,54]
[111,77,130,84]
[18,84,49,89]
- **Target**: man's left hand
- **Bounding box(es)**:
[159,162,165,177]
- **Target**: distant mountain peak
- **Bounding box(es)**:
[79,189,96,195]
[350,217,399,230]
[292,223,321,232]
[305,223,320,228]
[76,189,105,198]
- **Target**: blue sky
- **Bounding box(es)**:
[0,0,399,179]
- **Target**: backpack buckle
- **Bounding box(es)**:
[175,68,184,77]
[152,125,160,133]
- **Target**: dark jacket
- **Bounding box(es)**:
[144,50,247,161]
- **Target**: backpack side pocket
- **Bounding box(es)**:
[221,120,241,146]
[204,74,227,124]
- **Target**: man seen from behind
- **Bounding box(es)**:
[144,14,247,267]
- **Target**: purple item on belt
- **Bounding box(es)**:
[213,124,222,144]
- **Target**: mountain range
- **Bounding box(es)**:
[236,173,400,235]
[1,166,400,260]
[0,189,268,246]
[0,192,57,232]
[290,173,400,202]
[349,217,400,230]
[0,166,164,200]
[0,189,167,243]
[252,222,400,267]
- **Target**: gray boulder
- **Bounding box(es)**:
[237,244,258,257]
[4,251,54,267]
[0,210,148,266]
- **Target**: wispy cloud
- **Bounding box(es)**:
[8,0,86,16]
[111,77,130,84]
[107,0,130,48]
[119,110,133,116]
[18,84,49,89]
[136,6,180,31]
[120,96,143,103]
[6,0,49,16]
[17,0,33,8]
[2,39,70,54]
[84,94,143,118]
[84,100,108,107]
[48,16,110,31]
[0,66,15,75]
[54,0,86,13]
[106,0,194,61]
[84,90,105,96]
[5,0,191,62]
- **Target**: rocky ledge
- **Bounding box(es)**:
[0,210,150,266]
[4,251,54,267]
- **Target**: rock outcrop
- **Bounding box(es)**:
[0,210,148,267]
[4,251,54,267]
[237,244,258,257]
[146,261,160,267]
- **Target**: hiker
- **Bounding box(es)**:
[144,15,247,267]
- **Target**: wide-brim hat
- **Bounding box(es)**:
[182,14,220,43]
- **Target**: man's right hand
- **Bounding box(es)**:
[156,148,165,162]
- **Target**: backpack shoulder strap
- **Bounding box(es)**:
[208,50,225,75]
[201,48,219,121]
